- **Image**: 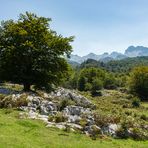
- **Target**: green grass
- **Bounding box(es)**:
[0,109,147,148]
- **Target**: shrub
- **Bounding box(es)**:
[0,94,28,108]
[94,114,120,127]
[48,115,54,122]
[129,66,148,100]
[124,110,132,116]
[91,78,103,95]
[79,118,88,129]
[140,114,147,121]
[131,128,148,140]
[116,118,135,139]
[48,112,67,123]
[15,95,28,107]
[85,83,92,91]
[59,98,75,111]
[0,96,14,108]
[54,113,67,123]
[132,97,140,107]
[104,74,117,89]
[116,127,130,139]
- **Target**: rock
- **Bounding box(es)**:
[46,122,56,128]
[66,123,83,130]
[67,115,81,123]
[28,111,38,119]
[40,101,57,115]
[46,121,83,131]
[50,88,94,108]
[101,124,119,137]
[63,105,91,116]
[37,114,49,122]
[63,106,93,124]
[85,125,101,136]
[87,116,95,126]
[55,124,66,130]
[29,97,41,107]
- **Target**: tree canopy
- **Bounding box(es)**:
[0,12,74,91]
[129,66,148,100]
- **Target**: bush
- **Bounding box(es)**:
[0,96,14,108]
[48,112,67,123]
[132,97,140,107]
[0,94,28,108]
[15,95,28,107]
[58,98,75,111]
[131,128,148,140]
[116,127,130,139]
[54,113,67,123]
[92,79,103,91]
[48,115,54,122]
[79,118,88,129]
[140,114,148,121]
[94,114,120,127]
[104,74,117,89]
[129,66,148,100]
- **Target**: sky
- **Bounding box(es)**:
[0,0,148,56]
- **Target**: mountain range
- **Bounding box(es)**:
[69,46,148,63]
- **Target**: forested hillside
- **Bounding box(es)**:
[78,56,148,73]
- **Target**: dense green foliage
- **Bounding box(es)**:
[78,68,105,92]
[66,56,148,101]
[64,67,123,92]
[129,66,148,100]
[79,56,148,73]
[0,12,73,91]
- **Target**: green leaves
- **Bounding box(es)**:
[129,66,148,100]
[0,12,74,91]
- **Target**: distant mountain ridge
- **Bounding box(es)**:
[69,46,148,63]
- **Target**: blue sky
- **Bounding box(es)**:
[0,0,148,56]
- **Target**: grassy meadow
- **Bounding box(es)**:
[0,109,147,148]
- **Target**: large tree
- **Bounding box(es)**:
[0,12,74,91]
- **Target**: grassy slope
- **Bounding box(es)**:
[0,109,147,148]
[81,90,148,117]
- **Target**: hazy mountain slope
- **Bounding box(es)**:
[69,46,148,63]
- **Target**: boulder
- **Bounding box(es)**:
[101,124,119,137]
[63,105,91,116]
[46,122,83,131]
[67,115,81,123]
[40,101,57,115]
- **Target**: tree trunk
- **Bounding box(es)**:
[23,83,31,92]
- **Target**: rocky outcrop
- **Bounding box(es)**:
[45,88,95,108]
[0,87,120,138]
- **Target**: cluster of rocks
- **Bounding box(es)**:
[8,88,119,137]
[43,87,95,108]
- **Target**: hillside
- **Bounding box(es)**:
[79,56,148,73]
[0,109,147,148]
[0,84,147,147]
